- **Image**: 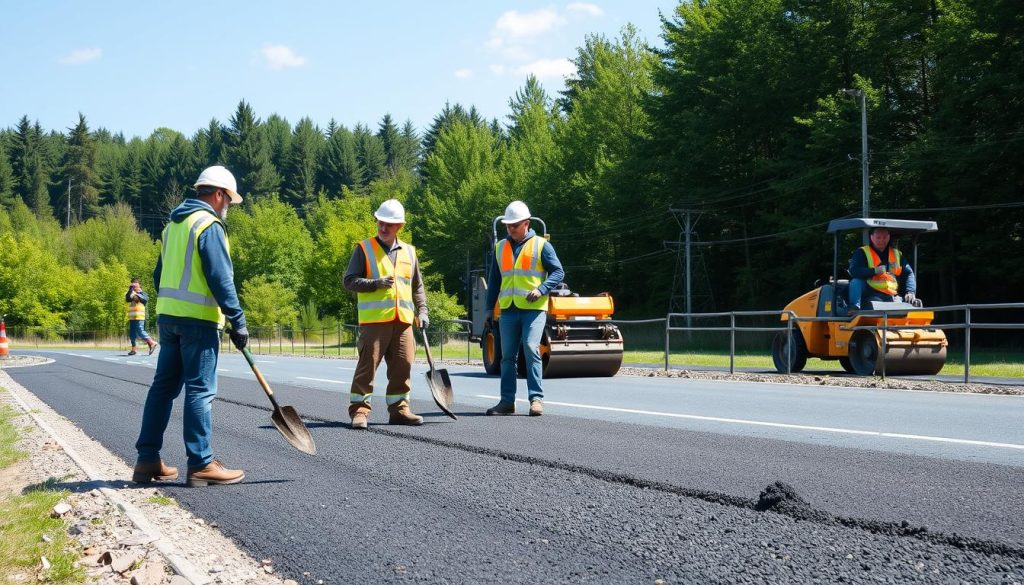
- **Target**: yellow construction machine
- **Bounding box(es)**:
[470,216,625,378]
[773,218,948,376]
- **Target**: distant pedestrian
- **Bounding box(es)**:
[133,165,250,488]
[343,199,429,429]
[125,278,157,356]
[485,201,563,417]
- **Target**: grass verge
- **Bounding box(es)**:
[0,400,85,584]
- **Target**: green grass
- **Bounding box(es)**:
[0,402,85,584]
[147,494,176,506]
[0,402,29,470]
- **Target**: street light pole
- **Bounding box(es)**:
[843,88,869,218]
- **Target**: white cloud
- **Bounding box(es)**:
[260,44,308,70]
[58,48,102,65]
[493,8,563,40]
[489,64,507,76]
[516,58,576,80]
[454,68,473,79]
[566,3,603,17]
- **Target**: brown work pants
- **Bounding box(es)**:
[349,321,414,417]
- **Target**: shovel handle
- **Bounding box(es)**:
[419,325,436,371]
[241,347,280,407]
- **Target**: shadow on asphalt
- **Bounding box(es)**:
[23,477,295,495]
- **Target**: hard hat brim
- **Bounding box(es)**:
[374,212,405,224]
[501,216,529,224]
[227,190,243,204]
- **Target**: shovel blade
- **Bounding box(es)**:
[271,405,317,455]
[425,368,457,420]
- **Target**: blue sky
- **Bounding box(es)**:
[2,1,678,139]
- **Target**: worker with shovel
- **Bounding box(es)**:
[133,165,250,487]
[343,199,428,430]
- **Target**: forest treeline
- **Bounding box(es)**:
[1,0,1021,333]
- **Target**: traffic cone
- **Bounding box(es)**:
[0,320,9,360]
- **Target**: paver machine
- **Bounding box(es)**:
[772,218,948,376]
[469,216,625,378]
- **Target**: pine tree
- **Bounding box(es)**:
[377,114,401,172]
[61,113,101,224]
[225,100,281,199]
[318,125,364,195]
[284,117,324,207]
[0,141,14,207]
[354,124,386,184]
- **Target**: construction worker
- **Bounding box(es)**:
[125,277,157,356]
[133,165,250,488]
[848,226,920,313]
[343,199,428,429]
[484,201,564,417]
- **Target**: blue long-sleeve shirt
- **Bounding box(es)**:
[125,288,149,304]
[153,198,247,331]
[485,229,565,312]
[848,244,916,295]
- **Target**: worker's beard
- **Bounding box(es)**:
[218,204,228,221]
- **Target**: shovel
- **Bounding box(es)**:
[240,347,317,455]
[419,325,457,420]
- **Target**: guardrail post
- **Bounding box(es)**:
[786,316,792,374]
[729,312,736,375]
[881,313,888,380]
[322,327,326,355]
[664,316,670,371]
[964,306,971,384]
[466,323,471,362]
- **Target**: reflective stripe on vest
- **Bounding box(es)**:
[496,236,548,311]
[156,210,227,326]
[861,245,903,296]
[126,300,146,321]
[356,237,416,325]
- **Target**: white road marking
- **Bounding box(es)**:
[336,367,355,370]
[103,358,120,361]
[127,361,142,365]
[217,368,231,372]
[256,360,275,364]
[297,376,347,384]
[474,395,1024,451]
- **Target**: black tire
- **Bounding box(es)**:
[839,356,856,374]
[772,328,808,373]
[482,324,501,376]
[847,330,880,376]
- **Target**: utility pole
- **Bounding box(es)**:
[66,177,71,227]
[843,88,869,218]
[665,209,702,338]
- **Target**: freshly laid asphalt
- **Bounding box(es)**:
[6,350,1024,583]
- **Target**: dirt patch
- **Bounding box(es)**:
[1,355,52,368]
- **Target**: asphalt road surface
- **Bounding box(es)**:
[7,349,1024,583]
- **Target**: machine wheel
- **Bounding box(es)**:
[772,329,808,373]
[482,324,501,376]
[847,330,880,376]
[839,356,856,374]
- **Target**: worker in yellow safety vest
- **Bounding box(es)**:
[125,277,157,356]
[484,201,564,417]
[133,165,250,488]
[848,226,920,313]
[343,199,429,429]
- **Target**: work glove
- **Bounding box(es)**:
[418,314,429,329]
[228,327,249,351]
[904,292,923,307]
[873,264,888,275]
[376,276,395,289]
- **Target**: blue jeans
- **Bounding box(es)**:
[499,309,546,404]
[849,278,894,309]
[127,319,152,347]
[135,321,220,469]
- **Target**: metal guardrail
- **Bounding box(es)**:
[6,302,1023,383]
[664,302,1024,383]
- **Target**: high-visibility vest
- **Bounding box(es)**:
[126,296,146,321]
[861,245,903,296]
[356,237,416,325]
[496,235,548,311]
[156,210,227,327]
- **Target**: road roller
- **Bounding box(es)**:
[772,218,948,376]
[469,217,625,378]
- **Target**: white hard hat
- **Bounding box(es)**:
[194,165,242,204]
[501,200,531,224]
[374,199,406,224]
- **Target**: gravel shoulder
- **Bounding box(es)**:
[0,366,286,585]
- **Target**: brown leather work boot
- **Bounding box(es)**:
[187,460,245,487]
[388,401,423,426]
[529,399,544,417]
[132,459,178,483]
[486,401,515,416]
[351,411,369,430]
[147,340,158,355]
